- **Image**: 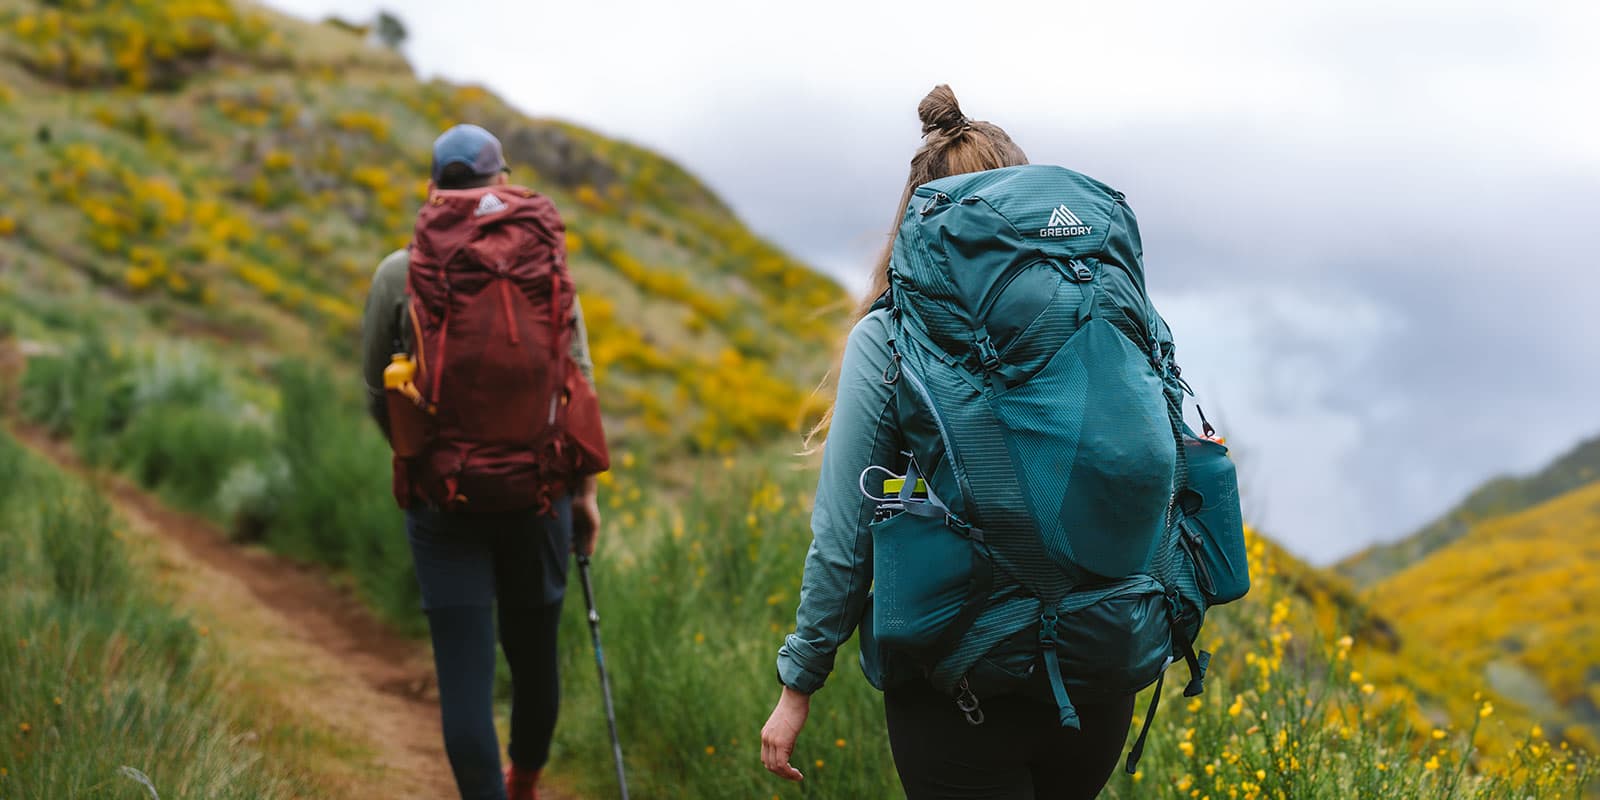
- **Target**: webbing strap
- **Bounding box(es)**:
[1124,671,1166,774]
[1039,615,1081,730]
[896,459,949,522]
[1174,627,1209,698]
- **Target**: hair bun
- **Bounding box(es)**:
[918,84,970,136]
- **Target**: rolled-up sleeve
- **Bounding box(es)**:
[777,309,902,693]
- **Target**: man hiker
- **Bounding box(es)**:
[360,123,609,800]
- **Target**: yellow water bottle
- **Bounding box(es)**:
[384,353,427,457]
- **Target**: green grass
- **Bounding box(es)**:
[547,452,1595,800]
[0,428,315,799]
[14,333,1595,798]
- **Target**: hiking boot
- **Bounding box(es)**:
[505,763,541,800]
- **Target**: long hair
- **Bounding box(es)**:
[806,85,1030,448]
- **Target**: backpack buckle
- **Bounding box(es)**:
[973,334,1001,372]
[1039,613,1060,649]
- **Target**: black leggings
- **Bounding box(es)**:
[425,604,563,800]
[884,683,1135,800]
[407,501,572,800]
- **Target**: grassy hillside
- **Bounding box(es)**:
[0,0,848,455]
[1366,479,1600,757]
[0,1,1592,798]
[0,428,328,798]
[1340,434,1600,586]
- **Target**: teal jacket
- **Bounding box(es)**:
[777,308,904,694]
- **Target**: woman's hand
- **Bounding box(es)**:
[760,686,811,782]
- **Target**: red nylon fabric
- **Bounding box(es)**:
[393,184,610,512]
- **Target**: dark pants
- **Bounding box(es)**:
[884,682,1135,800]
[406,498,572,800]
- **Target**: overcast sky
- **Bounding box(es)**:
[267,0,1600,564]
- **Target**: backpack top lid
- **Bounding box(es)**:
[890,164,1142,327]
[411,184,562,269]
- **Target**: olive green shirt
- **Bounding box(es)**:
[359,248,595,431]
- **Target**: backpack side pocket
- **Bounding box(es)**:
[870,507,979,651]
[1180,437,1249,606]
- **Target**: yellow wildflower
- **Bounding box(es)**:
[835,738,847,748]
[1425,755,1440,771]
[704,745,715,755]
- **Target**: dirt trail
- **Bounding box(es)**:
[13,425,577,800]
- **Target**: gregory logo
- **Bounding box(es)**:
[475,193,508,217]
[1040,204,1092,238]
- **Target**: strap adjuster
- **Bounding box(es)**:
[1039,613,1059,649]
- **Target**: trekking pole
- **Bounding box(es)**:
[576,555,630,800]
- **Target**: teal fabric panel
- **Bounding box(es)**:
[993,317,1176,579]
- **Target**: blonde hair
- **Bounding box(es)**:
[806,85,1029,447]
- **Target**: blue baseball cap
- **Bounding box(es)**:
[431,124,508,181]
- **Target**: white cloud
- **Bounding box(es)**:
[1156,285,1402,562]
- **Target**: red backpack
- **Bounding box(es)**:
[393,184,609,512]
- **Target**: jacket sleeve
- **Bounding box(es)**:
[569,296,596,388]
[777,310,901,693]
[359,249,411,436]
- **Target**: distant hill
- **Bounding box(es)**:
[0,0,849,454]
[1338,434,1600,585]
[1364,479,1600,752]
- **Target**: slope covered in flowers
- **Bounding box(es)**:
[1366,479,1600,758]
[1340,435,1600,585]
[0,0,847,454]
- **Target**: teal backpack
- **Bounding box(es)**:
[863,164,1248,772]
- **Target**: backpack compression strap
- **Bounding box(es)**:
[1039,613,1081,730]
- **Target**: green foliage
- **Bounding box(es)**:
[542,456,1594,799]
[549,453,901,798]
[15,335,423,635]
[0,429,309,798]
[0,0,850,451]
[374,10,406,50]
[269,361,418,626]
